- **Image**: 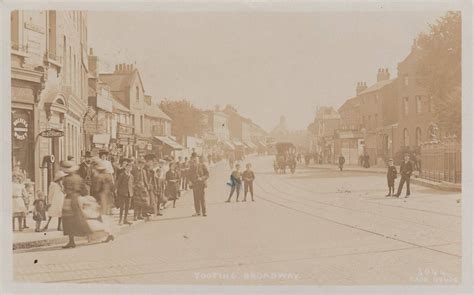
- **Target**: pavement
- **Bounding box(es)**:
[307,163,462,192]
[12,160,226,250]
[12,155,461,285]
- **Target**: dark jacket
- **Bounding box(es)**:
[399,160,413,177]
[116,171,134,197]
[77,162,93,186]
[189,163,209,188]
[387,166,397,180]
[338,156,345,165]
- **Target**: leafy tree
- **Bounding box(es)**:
[159,99,206,143]
[416,11,461,137]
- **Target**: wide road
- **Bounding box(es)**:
[13,155,461,285]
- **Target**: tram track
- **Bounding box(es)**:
[254,179,460,259]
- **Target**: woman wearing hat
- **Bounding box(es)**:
[12,171,28,231]
[43,170,67,231]
[132,159,150,221]
[91,159,115,242]
[61,161,91,248]
[165,162,180,208]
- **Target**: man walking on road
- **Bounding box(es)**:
[189,155,209,217]
[338,154,345,171]
[394,153,413,198]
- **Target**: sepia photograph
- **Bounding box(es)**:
[1,0,472,293]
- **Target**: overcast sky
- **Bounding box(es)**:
[88,10,445,131]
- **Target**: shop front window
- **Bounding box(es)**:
[12,108,34,181]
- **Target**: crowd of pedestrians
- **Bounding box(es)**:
[11,150,216,248]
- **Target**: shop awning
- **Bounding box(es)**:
[223,141,235,150]
[92,134,111,145]
[258,141,267,148]
[244,141,257,149]
[233,140,245,147]
[154,136,184,150]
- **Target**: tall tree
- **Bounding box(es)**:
[416,11,461,137]
[159,99,206,143]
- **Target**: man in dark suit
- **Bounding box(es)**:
[395,153,413,198]
[116,159,134,225]
[189,155,209,217]
[77,151,93,193]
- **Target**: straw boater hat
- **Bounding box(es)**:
[54,170,68,181]
[60,160,79,173]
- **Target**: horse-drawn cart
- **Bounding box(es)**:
[273,142,297,174]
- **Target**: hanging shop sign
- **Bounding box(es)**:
[39,128,64,138]
[13,118,29,141]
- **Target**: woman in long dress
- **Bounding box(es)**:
[43,171,67,231]
[91,160,115,243]
[60,161,91,249]
[165,162,180,208]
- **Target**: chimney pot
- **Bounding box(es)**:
[89,48,94,55]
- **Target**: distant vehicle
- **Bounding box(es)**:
[273,142,297,174]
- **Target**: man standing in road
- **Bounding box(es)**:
[394,153,413,198]
[338,154,345,171]
[242,163,255,202]
[189,155,209,217]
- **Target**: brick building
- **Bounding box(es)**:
[393,40,435,159]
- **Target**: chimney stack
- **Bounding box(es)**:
[377,68,390,82]
[89,48,94,56]
[356,82,368,95]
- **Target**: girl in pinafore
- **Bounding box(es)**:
[12,171,28,231]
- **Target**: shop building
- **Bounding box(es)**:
[11,10,89,193]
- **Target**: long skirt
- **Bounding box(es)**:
[62,195,92,237]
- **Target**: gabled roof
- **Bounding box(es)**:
[99,69,146,100]
[144,103,172,121]
[338,96,359,112]
[112,96,130,113]
[359,79,395,95]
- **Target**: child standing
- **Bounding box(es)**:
[242,163,255,202]
[386,158,397,197]
[225,163,242,202]
[12,171,28,231]
[33,191,47,232]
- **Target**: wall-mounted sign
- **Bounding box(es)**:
[24,22,45,34]
[39,129,64,138]
[13,118,29,141]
